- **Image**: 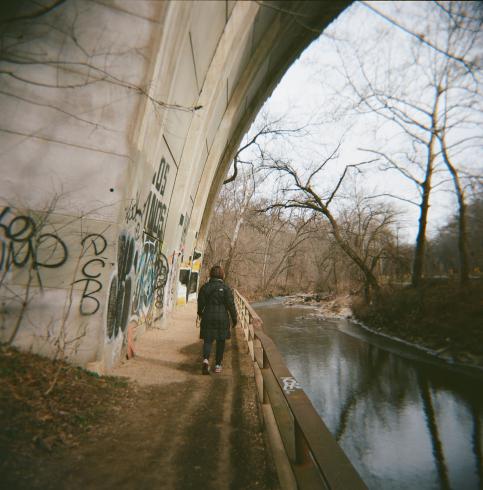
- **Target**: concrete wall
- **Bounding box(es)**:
[0,0,349,369]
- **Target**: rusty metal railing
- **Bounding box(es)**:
[234,290,367,490]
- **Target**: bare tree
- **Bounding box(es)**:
[333,1,483,287]
[205,174,319,298]
[204,112,313,290]
[223,112,310,184]
[217,159,262,287]
[259,149,383,302]
[338,186,400,290]
[429,196,483,278]
[248,207,316,295]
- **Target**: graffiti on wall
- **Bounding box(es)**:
[0,206,111,318]
[1,148,179,362]
[177,250,202,305]
[155,255,169,310]
[179,212,190,252]
[124,191,143,240]
[0,206,128,364]
[0,206,68,273]
[144,157,169,241]
[106,232,134,340]
[132,235,169,318]
[107,155,174,344]
[0,153,182,355]
[106,230,172,342]
[124,158,170,243]
[74,234,107,316]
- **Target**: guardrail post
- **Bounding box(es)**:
[262,348,269,405]
[294,419,311,466]
[244,311,249,341]
[247,322,255,361]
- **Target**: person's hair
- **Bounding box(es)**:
[209,265,224,280]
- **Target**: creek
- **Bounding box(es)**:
[253,298,483,490]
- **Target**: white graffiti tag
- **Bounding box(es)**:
[281,377,302,395]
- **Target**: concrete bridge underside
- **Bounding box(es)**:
[0,0,349,369]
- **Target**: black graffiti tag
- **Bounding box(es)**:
[0,207,68,272]
[153,157,169,195]
[143,158,170,242]
[123,158,171,244]
[81,233,107,256]
[74,234,107,316]
[106,233,134,340]
[124,191,143,239]
[143,192,167,241]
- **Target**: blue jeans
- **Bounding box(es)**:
[203,339,226,365]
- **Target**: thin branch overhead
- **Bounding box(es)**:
[0,0,67,24]
[360,1,480,76]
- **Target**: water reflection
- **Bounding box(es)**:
[254,302,483,490]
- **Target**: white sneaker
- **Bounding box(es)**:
[215,364,222,373]
[202,359,210,375]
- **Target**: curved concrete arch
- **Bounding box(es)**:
[192,1,351,249]
[0,0,349,368]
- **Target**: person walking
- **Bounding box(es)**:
[197,265,237,375]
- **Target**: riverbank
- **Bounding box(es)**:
[353,280,483,368]
[280,281,483,369]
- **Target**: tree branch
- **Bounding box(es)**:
[0,0,67,24]
[360,1,478,75]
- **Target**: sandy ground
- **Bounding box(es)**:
[111,303,205,386]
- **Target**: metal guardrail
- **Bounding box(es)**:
[234,290,368,490]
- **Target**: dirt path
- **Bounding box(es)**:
[13,303,278,490]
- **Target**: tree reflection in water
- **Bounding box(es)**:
[418,374,451,490]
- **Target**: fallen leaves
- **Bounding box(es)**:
[0,346,135,461]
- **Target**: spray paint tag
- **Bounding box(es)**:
[281,377,302,395]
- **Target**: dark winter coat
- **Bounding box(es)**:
[197,278,237,341]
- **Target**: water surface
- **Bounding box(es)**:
[253,298,483,490]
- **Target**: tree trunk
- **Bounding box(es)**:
[224,214,243,283]
[439,136,469,286]
[323,208,380,301]
[412,94,440,287]
[260,232,272,293]
[332,258,338,293]
[412,176,431,288]
[224,191,250,282]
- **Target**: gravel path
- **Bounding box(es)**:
[24,303,279,490]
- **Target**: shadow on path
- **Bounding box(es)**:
[14,303,279,490]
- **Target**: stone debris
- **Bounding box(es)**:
[283,293,353,319]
